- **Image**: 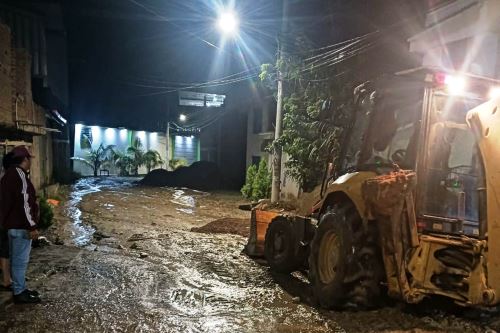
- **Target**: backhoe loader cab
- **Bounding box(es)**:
[261,68,500,309]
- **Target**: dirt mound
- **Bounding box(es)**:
[191,218,250,237]
[140,161,221,191]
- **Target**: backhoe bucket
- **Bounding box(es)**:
[244,209,280,257]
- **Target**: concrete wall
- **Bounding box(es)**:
[280,153,301,200]
[31,134,53,191]
[245,107,274,169]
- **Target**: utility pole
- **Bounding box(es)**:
[271,0,288,203]
[166,105,171,170]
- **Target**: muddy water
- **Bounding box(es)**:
[0,178,496,333]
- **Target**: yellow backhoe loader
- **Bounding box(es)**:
[246,68,500,309]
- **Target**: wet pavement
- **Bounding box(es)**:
[0,177,499,333]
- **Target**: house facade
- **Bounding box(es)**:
[410,0,500,79]
[244,88,301,200]
[0,1,71,190]
[0,21,58,191]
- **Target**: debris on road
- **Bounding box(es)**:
[191,217,250,237]
[140,161,222,191]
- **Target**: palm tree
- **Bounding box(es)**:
[127,138,145,175]
[72,143,114,177]
[143,150,164,173]
[112,150,135,176]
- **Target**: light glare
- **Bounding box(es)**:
[105,128,116,141]
[445,75,466,95]
[179,114,187,122]
[489,87,500,100]
[217,11,239,35]
[119,129,127,141]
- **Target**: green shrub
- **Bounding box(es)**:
[38,198,54,230]
[241,159,271,201]
[252,159,272,200]
[241,164,257,199]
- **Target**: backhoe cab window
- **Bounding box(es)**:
[357,81,422,169]
[421,94,484,227]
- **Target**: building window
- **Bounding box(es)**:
[80,126,93,149]
[173,135,199,165]
[253,109,262,134]
[261,139,273,152]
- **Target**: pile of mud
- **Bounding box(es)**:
[191,218,250,237]
[140,161,221,191]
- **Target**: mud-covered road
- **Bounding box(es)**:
[1,178,499,333]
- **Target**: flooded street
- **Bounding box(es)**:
[0,178,498,333]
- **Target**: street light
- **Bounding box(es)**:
[217,11,239,35]
[179,114,187,122]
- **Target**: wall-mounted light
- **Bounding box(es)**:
[137,131,146,142]
[119,128,127,141]
[91,126,101,142]
[105,128,116,141]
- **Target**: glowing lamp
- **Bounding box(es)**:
[489,87,500,100]
[444,75,466,95]
[179,114,187,122]
[217,11,239,35]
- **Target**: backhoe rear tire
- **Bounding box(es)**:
[308,206,351,308]
[264,216,306,273]
[308,203,384,309]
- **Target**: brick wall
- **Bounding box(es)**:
[12,48,35,126]
[0,23,13,126]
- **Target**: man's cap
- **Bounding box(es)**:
[11,146,34,158]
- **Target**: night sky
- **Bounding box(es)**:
[60,0,425,130]
[62,0,281,129]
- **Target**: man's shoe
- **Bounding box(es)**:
[26,289,39,296]
[13,290,41,304]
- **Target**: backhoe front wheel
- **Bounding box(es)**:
[264,216,307,273]
[308,204,385,309]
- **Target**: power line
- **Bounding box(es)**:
[131,70,260,97]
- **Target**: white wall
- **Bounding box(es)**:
[73,124,167,176]
[245,107,274,168]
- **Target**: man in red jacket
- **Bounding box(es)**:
[0,146,41,303]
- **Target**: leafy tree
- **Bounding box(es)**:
[112,150,135,176]
[143,150,164,173]
[259,33,367,192]
[72,143,114,177]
